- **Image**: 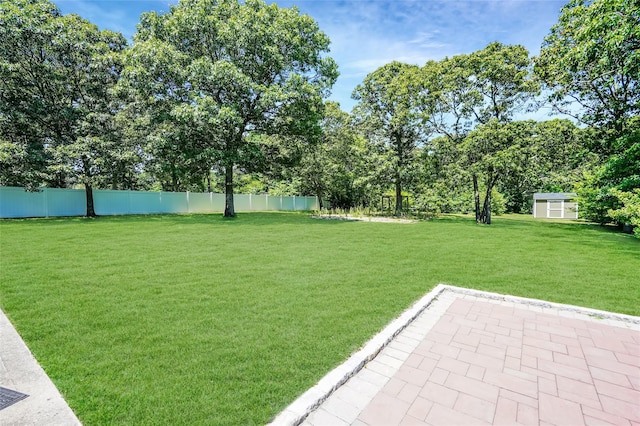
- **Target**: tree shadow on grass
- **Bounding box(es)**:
[2,211,361,228]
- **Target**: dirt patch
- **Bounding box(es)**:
[311,215,418,224]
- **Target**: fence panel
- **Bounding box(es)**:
[306,196,320,210]
[94,190,131,215]
[0,187,45,218]
[249,194,267,211]
[212,193,226,211]
[188,192,208,213]
[233,194,251,212]
[0,187,87,218]
[46,188,86,217]
[267,195,282,211]
[130,191,163,214]
[160,192,188,213]
[1,186,318,218]
[280,196,294,211]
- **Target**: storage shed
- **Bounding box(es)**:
[533,193,578,219]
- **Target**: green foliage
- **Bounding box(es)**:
[0,140,39,189]
[296,102,374,209]
[468,42,539,124]
[535,0,639,233]
[418,56,478,140]
[0,0,132,214]
[608,188,640,238]
[353,61,426,215]
[577,129,640,224]
[498,119,595,213]
[575,171,614,224]
[462,119,535,223]
[490,189,507,216]
[121,0,338,216]
[535,0,640,142]
[3,0,634,234]
[416,42,538,223]
[412,189,444,217]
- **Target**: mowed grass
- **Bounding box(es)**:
[0,212,638,424]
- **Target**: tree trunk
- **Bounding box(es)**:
[480,174,494,224]
[85,183,96,217]
[224,165,235,217]
[481,186,492,224]
[395,177,403,216]
[316,188,324,210]
[473,173,481,223]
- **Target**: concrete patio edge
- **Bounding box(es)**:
[0,308,81,426]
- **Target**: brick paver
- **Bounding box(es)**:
[292,287,640,426]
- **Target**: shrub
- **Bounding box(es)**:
[608,188,640,238]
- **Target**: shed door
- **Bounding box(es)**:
[547,200,563,218]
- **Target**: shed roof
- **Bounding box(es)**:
[533,192,577,200]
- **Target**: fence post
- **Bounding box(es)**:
[187,191,190,213]
[293,195,296,211]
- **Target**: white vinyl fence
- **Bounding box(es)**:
[0,187,319,218]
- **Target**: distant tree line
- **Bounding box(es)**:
[0,0,338,217]
[1,0,638,235]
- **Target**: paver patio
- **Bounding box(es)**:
[273,285,640,426]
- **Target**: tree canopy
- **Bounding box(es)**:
[352,61,425,215]
[120,0,338,216]
[1,0,637,235]
[0,0,128,215]
[535,0,640,141]
[416,42,538,223]
[536,0,640,229]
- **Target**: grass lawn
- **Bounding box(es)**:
[0,212,638,424]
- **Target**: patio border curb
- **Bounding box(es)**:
[268,284,449,425]
[268,284,640,425]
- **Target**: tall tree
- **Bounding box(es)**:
[297,101,370,209]
[577,126,640,227]
[417,43,537,223]
[416,55,479,217]
[469,42,538,125]
[465,42,538,222]
[352,62,426,215]
[535,0,639,230]
[120,0,337,217]
[535,0,639,144]
[462,120,538,224]
[0,0,128,216]
[419,56,479,143]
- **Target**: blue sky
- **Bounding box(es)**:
[55,0,567,113]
